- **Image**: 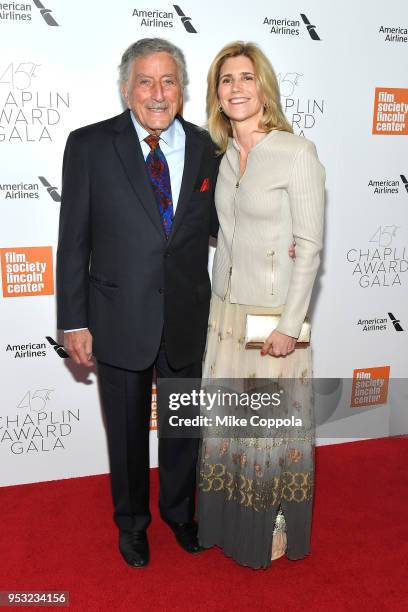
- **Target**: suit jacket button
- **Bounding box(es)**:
[158,288,164,294]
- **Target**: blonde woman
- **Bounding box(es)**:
[197,42,325,569]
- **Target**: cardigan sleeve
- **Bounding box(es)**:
[275,141,325,338]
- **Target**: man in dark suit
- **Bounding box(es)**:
[56,38,219,568]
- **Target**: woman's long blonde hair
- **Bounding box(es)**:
[207,41,293,154]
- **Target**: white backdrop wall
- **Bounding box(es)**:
[1,0,407,486]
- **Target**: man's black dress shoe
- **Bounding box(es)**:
[119,529,149,568]
[165,520,203,553]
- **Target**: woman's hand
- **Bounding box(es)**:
[261,330,296,357]
[260,242,296,357]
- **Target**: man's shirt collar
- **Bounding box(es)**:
[130,111,181,149]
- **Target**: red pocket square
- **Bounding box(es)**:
[199,178,210,192]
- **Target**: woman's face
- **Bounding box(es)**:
[217,55,263,125]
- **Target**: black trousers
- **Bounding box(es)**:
[98,343,201,532]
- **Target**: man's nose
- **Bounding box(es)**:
[151,81,164,101]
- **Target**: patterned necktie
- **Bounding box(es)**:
[144,134,174,238]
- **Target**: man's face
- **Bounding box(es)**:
[121,52,183,135]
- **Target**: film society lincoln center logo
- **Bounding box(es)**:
[350,366,390,408]
[0,246,54,297]
[150,383,157,431]
[372,88,408,134]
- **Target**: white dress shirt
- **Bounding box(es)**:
[65,113,186,333]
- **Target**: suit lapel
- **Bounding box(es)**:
[113,111,165,240]
[168,118,204,245]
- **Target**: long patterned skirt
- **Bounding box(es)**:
[197,291,315,569]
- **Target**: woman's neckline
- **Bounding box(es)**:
[231,128,281,154]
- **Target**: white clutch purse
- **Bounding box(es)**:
[244,314,311,349]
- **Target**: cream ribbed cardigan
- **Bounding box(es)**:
[212,130,326,339]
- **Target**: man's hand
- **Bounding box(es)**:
[261,330,296,357]
[64,329,93,367]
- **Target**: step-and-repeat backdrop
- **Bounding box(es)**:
[1,1,407,486]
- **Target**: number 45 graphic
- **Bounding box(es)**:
[369,225,399,247]
[0,62,40,90]
[17,389,54,412]
[276,72,303,98]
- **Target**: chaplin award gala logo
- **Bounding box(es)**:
[346,226,408,288]
[350,366,390,408]
[0,388,80,455]
[0,246,54,297]
[372,88,408,135]
[0,61,71,142]
[277,71,324,136]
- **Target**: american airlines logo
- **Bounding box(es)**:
[367,175,408,196]
[132,5,197,32]
[400,174,408,194]
[263,13,321,40]
[173,5,197,33]
[388,312,404,331]
[46,336,69,358]
[300,14,320,40]
[378,24,408,44]
[356,312,404,332]
[32,0,59,27]
[38,176,61,202]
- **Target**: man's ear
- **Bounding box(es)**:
[121,81,130,108]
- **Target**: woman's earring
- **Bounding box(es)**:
[218,104,223,113]
[263,102,269,112]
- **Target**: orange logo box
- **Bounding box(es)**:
[372,88,408,135]
[351,366,390,408]
[150,383,158,431]
[1,246,54,298]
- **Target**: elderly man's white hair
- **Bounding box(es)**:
[119,37,189,89]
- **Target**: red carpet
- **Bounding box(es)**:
[1,437,407,611]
